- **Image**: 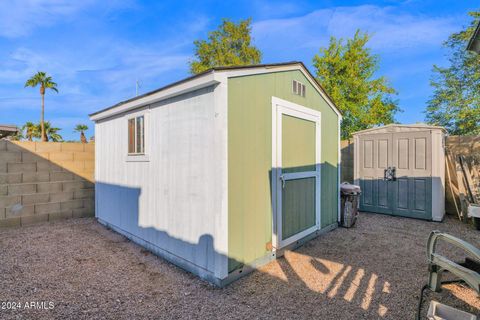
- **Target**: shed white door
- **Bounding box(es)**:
[272,97,321,249]
[391,131,432,219]
[358,133,393,214]
[358,131,432,219]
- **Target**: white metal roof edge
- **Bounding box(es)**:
[90,72,219,121]
[352,123,447,135]
[90,63,343,122]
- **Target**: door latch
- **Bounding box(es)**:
[384,166,396,181]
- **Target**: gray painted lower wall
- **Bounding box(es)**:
[98,217,338,287]
[97,218,223,285]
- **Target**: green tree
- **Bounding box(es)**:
[425,11,480,135]
[24,72,58,142]
[313,30,400,139]
[22,121,38,141]
[74,124,89,143]
[37,122,63,142]
[189,18,262,74]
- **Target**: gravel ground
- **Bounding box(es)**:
[0,213,479,319]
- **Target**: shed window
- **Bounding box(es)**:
[128,115,145,154]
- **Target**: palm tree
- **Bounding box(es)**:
[74,124,89,143]
[39,122,63,142]
[24,72,58,142]
[22,122,38,141]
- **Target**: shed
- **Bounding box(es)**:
[353,124,446,221]
[89,62,342,286]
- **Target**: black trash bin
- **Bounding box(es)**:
[340,182,361,228]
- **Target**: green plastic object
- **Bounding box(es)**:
[427,230,480,295]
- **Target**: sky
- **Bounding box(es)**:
[0,0,476,141]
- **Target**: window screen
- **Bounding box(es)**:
[136,116,144,154]
[128,118,135,153]
[128,115,145,154]
[292,80,298,94]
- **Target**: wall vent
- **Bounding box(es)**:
[292,80,306,97]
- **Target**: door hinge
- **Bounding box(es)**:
[280,174,286,188]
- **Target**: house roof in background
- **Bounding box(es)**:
[0,124,19,138]
[0,124,18,132]
[467,21,480,53]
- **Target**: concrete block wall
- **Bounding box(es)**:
[0,140,95,228]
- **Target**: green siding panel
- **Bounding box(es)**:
[282,177,316,239]
[227,70,339,272]
[282,115,316,173]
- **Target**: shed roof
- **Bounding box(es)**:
[352,123,447,135]
[89,62,342,121]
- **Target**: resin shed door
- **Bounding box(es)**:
[356,128,435,220]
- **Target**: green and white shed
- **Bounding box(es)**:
[90,62,342,286]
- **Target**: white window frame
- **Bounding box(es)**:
[125,109,149,162]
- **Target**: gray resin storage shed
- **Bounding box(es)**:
[353,124,446,221]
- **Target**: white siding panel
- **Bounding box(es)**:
[95,86,226,278]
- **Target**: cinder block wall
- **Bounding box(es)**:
[0,141,95,227]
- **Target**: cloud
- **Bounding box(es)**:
[0,4,207,141]
[250,0,308,19]
[252,5,459,57]
[0,47,63,83]
[0,0,134,38]
[251,3,465,126]
[326,6,456,51]
[0,0,91,37]
[0,45,190,113]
